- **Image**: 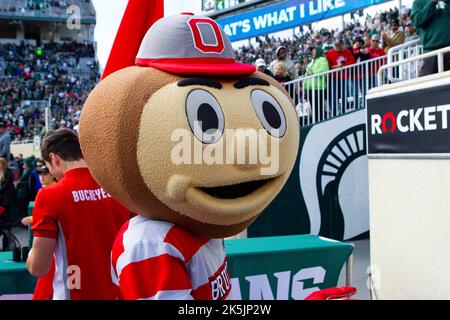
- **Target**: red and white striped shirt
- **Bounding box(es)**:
[111,215,232,300]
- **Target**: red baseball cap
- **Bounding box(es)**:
[135,13,255,76]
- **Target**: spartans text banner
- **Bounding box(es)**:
[216,0,390,41]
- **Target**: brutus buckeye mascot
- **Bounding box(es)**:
[79,1,300,300]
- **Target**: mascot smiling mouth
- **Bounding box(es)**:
[181,174,286,225]
[197,176,281,200]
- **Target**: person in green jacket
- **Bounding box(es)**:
[304,46,329,90]
[411,0,450,76]
[303,46,329,123]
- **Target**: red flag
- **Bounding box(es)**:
[101,0,164,80]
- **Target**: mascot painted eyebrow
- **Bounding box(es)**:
[79,13,299,300]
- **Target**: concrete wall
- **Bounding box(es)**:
[11,142,41,158]
[58,24,94,42]
[369,158,450,299]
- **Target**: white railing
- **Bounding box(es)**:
[386,39,423,83]
[284,56,387,127]
[379,46,450,86]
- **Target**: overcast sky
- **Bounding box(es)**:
[91,0,202,69]
[91,0,414,70]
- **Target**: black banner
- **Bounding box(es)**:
[367,84,450,155]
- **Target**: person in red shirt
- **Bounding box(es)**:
[368,34,387,89]
[27,128,130,300]
[351,38,372,110]
[326,39,355,116]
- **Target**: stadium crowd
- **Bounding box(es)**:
[1,0,96,18]
[0,3,448,142]
[235,6,416,82]
[0,41,99,141]
[0,152,57,251]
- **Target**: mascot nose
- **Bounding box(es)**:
[227,129,260,171]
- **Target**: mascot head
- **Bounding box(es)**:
[79,13,299,238]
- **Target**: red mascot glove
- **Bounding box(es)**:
[305,287,357,300]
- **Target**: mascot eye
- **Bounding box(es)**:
[251,90,286,138]
[186,89,225,144]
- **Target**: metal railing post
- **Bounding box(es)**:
[379,46,450,86]
[438,52,444,73]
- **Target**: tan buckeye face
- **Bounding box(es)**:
[79,67,299,238]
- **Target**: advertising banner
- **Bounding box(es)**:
[0,236,352,300]
[249,109,369,242]
[226,235,353,300]
[216,0,390,41]
[367,84,450,155]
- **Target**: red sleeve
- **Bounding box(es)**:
[31,189,58,239]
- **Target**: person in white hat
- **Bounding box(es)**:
[255,58,274,78]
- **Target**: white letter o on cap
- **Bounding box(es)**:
[188,18,225,54]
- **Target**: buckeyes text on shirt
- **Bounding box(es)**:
[72,188,111,203]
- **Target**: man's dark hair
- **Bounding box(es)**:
[41,128,83,163]
[391,18,400,25]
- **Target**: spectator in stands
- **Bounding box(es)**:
[273,62,292,84]
[369,35,386,58]
[364,35,372,48]
[0,157,15,250]
[0,122,11,160]
[323,35,335,53]
[404,22,418,43]
[255,58,274,77]
[302,54,310,68]
[382,18,405,53]
[16,157,37,220]
[351,39,371,109]
[353,37,371,63]
[31,159,44,194]
[303,46,329,122]
[269,46,297,80]
[8,154,20,182]
[412,0,450,76]
[21,166,56,227]
[326,39,356,115]
[37,165,57,188]
[368,35,387,88]
[294,63,303,78]
[327,39,356,70]
[298,54,311,77]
